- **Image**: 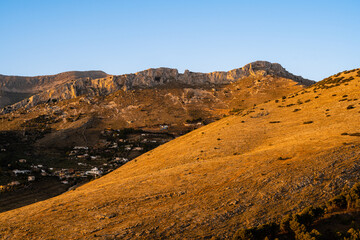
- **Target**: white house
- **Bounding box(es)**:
[8,181,20,186]
[13,169,31,175]
[85,167,102,176]
[28,176,36,181]
[73,146,88,150]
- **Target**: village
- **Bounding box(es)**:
[0,127,175,193]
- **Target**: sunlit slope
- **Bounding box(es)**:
[0,69,359,239]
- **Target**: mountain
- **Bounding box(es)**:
[0,61,313,114]
[0,68,358,239]
[0,71,107,109]
[0,61,313,152]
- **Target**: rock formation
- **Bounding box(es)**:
[0,71,107,108]
[0,61,314,113]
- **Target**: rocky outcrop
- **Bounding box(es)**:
[0,71,107,108]
[0,71,107,93]
[0,61,314,113]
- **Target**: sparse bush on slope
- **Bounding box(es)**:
[233,183,360,240]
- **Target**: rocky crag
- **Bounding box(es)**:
[0,71,107,108]
[0,61,314,113]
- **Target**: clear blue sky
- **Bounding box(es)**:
[0,0,359,81]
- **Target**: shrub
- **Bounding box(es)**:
[347,183,360,209]
[297,207,324,226]
[254,223,279,239]
[280,214,292,232]
[328,193,347,210]
[346,228,360,240]
[230,108,243,114]
[233,229,254,240]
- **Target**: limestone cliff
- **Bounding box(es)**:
[0,71,107,108]
[0,61,314,113]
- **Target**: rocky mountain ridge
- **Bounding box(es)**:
[0,71,107,108]
[0,61,314,113]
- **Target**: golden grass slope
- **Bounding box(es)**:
[0,69,360,239]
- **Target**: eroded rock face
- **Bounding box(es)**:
[0,71,107,108]
[0,71,108,93]
[0,61,314,113]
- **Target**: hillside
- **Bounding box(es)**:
[0,68,358,239]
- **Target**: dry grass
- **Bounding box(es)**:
[0,70,359,239]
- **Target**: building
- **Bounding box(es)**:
[9,181,20,186]
[73,146,89,150]
[13,169,31,175]
[85,167,102,176]
[28,176,36,181]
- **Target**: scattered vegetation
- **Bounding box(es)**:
[312,70,358,90]
[303,121,314,124]
[233,183,360,240]
[185,117,204,124]
[347,105,355,110]
[230,108,243,115]
[348,133,360,137]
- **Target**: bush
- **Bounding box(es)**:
[297,206,324,226]
[347,105,355,110]
[346,228,360,240]
[254,223,279,239]
[328,193,347,210]
[280,214,292,232]
[233,229,254,240]
[347,183,360,209]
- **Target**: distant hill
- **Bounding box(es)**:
[0,70,107,108]
[0,67,358,239]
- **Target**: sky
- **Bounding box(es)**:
[0,0,359,81]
